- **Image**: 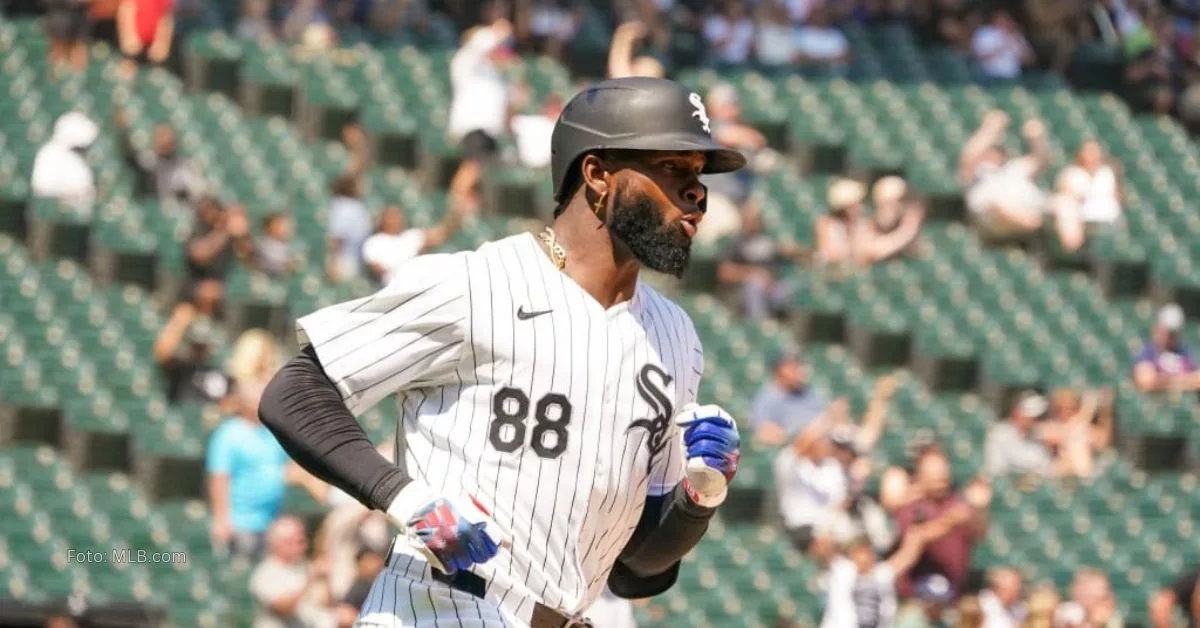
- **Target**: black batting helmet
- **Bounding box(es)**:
[550,77,748,203]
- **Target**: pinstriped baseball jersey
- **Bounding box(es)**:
[296,232,705,623]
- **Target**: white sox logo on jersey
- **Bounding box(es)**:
[627,364,673,469]
[688,92,711,134]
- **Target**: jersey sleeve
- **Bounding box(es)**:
[647,314,705,496]
[296,253,469,416]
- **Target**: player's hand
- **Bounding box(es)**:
[400,494,505,575]
[676,404,740,508]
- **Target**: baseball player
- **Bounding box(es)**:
[259,76,745,628]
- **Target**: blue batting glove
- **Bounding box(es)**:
[676,404,740,507]
[406,495,504,575]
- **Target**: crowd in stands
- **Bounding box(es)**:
[754,352,1141,626]
[958,109,1125,252]
[18,0,1200,626]
[28,0,1200,130]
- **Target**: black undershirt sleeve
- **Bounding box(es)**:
[258,345,409,512]
[606,482,716,598]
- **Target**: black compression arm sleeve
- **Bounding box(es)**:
[259,345,409,512]
[607,482,716,598]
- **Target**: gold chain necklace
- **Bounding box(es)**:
[537,226,567,270]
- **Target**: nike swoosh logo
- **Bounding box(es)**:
[517,306,552,321]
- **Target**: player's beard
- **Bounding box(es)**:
[608,185,691,278]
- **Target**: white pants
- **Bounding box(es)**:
[355,554,523,628]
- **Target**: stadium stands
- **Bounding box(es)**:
[1,8,1199,626]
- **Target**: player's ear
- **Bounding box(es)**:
[579,153,613,222]
[579,153,609,200]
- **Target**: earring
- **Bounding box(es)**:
[592,191,607,220]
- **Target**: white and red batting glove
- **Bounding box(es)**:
[386,483,507,575]
[676,404,741,508]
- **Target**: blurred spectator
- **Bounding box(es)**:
[584,587,639,628]
[521,0,580,59]
[362,202,469,285]
[912,0,975,50]
[971,9,1035,81]
[90,0,123,48]
[31,111,98,217]
[366,0,436,45]
[608,21,666,78]
[1054,569,1124,628]
[753,1,800,69]
[332,548,385,627]
[449,18,515,145]
[1025,0,1085,74]
[984,391,1055,477]
[511,94,565,169]
[820,528,937,628]
[705,84,766,204]
[879,438,945,514]
[718,204,805,321]
[235,0,273,39]
[326,175,371,283]
[815,178,871,267]
[1043,388,1114,478]
[251,516,334,628]
[447,18,517,210]
[795,4,851,75]
[1133,303,1200,393]
[957,595,985,628]
[116,0,175,77]
[1124,12,1184,115]
[256,212,301,278]
[315,440,392,601]
[979,567,1026,628]
[1088,0,1143,45]
[133,123,205,204]
[1150,562,1200,628]
[959,111,1049,243]
[1051,140,1124,252]
[281,0,332,45]
[154,278,233,404]
[781,0,817,23]
[227,328,284,391]
[773,410,850,557]
[895,449,991,599]
[752,354,827,446]
[703,0,755,66]
[44,0,90,73]
[774,375,899,557]
[206,381,286,563]
[895,574,959,628]
[619,0,673,54]
[866,176,925,264]
[339,120,368,176]
[187,198,255,281]
[1024,582,1063,628]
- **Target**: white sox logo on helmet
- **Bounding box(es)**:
[688,92,711,134]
